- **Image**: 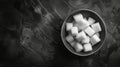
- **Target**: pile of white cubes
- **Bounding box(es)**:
[65,13,101,52]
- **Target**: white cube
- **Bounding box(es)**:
[88,17,95,25]
[74,42,83,52]
[84,26,95,37]
[66,23,73,31]
[66,35,74,43]
[73,14,89,30]
[82,36,90,44]
[74,19,89,30]
[76,31,87,42]
[73,13,83,23]
[91,22,102,33]
[71,27,78,36]
[74,23,81,31]
[83,43,92,52]
[78,18,89,29]
[96,33,100,37]
[90,34,101,46]
[70,41,76,47]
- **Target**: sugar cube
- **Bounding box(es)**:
[66,35,74,43]
[74,19,89,30]
[73,14,89,30]
[74,23,81,31]
[83,43,93,52]
[84,26,95,37]
[71,27,78,36]
[73,13,83,23]
[82,36,90,44]
[74,42,83,52]
[88,17,95,25]
[96,33,100,37]
[76,31,87,42]
[66,23,73,31]
[70,41,76,47]
[90,34,101,46]
[78,18,89,29]
[91,22,102,33]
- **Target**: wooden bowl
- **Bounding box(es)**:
[61,9,107,56]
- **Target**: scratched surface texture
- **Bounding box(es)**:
[0,0,120,67]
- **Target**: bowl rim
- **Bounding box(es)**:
[61,9,107,56]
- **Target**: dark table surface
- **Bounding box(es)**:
[0,0,120,67]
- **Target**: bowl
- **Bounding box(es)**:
[61,9,107,56]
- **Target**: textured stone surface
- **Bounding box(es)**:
[0,0,120,67]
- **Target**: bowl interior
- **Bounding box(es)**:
[61,9,106,56]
